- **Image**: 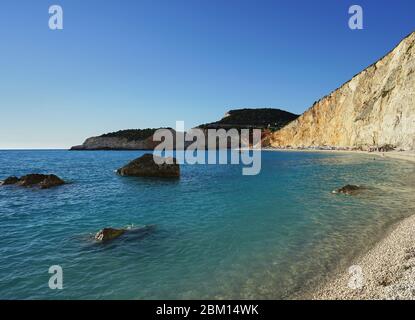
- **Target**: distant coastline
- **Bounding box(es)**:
[69,108,298,151]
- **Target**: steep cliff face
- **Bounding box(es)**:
[270,32,415,151]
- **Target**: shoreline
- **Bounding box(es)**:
[268,148,415,299]
[262,147,415,164]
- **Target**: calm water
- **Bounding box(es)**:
[0,150,414,299]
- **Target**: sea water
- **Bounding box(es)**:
[0,150,414,299]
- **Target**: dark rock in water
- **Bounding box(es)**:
[95,228,126,242]
[1,176,19,185]
[94,225,156,242]
[18,174,46,187]
[1,174,65,189]
[117,153,180,178]
[332,184,364,195]
[18,174,65,189]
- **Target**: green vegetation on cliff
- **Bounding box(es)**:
[198,108,299,131]
[100,128,170,141]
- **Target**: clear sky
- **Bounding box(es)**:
[1,0,414,149]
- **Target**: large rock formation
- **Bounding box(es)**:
[117,154,180,178]
[269,32,415,151]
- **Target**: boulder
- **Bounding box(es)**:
[332,184,364,195]
[94,228,126,242]
[1,174,65,189]
[117,153,180,178]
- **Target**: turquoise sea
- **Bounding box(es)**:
[0,150,414,299]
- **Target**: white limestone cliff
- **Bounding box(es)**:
[270,32,415,151]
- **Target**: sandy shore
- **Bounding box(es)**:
[264,148,415,299]
[263,148,415,164]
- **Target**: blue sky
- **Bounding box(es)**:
[0,0,414,148]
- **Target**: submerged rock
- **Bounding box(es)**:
[0,174,65,189]
[94,228,126,242]
[117,153,180,178]
[94,225,156,242]
[332,184,364,195]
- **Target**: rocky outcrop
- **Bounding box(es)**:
[95,228,126,242]
[332,184,364,195]
[117,154,180,178]
[0,174,65,189]
[269,32,415,151]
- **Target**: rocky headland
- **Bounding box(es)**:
[70,108,298,151]
[70,128,174,150]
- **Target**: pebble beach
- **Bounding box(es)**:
[309,151,415,300]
